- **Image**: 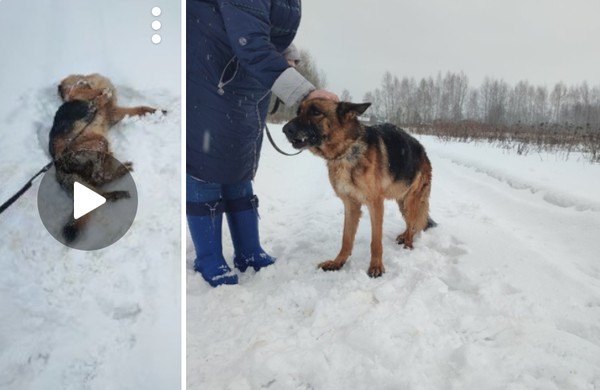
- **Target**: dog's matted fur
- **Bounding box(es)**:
[49,73,158,241]
[283,99,436,277]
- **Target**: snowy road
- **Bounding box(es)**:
[187,125,600,389]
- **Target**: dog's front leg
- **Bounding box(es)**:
[319,197,361,272]
[366,197,385,277]
[110,106,160,126]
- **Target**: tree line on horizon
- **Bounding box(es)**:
[362,71,600,130]
[361,71,600,162]
[267,49,600,162]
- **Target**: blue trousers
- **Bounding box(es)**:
[186,175,253,203]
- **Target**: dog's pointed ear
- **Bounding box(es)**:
[336,102,372,121]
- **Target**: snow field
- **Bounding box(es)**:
[0,84,181,390]
[187,124,600,390]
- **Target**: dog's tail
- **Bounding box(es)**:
[425,216,438,230]
[61,190,131,242]
[62,214,92,243]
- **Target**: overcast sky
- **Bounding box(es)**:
[295,0,600,100]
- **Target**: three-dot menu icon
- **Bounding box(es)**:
[151,6,161,44]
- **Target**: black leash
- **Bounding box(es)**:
[0,161,53,215]
[265,124,302,157]
[265,97,302,157]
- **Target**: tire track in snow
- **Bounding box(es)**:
[434,151,600,212]
[429,149,600,289]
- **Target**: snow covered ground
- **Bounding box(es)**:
[187,124,600,389]
[0,1,181,389]
[3,0,600,388]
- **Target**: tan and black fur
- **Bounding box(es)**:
[58,73,157,126]
[49,73,158,241]
[282,99,436,277]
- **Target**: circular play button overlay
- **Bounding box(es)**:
[37,151,138,250]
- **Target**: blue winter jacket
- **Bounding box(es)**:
[187,0,306,184]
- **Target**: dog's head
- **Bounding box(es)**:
[58,74,116,103]
[58,75,87,101]
[282,99,371,159]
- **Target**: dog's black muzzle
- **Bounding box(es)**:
[282,120,321,150]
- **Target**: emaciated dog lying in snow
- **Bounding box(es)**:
[49,73,159,241]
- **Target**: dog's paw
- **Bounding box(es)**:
[123,161,134,171]
[396,233,414,249]
[396,232,406,244]
[318,259,345,272]
[139,106,158,115]
[367,263,385,278]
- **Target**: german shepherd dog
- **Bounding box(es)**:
[49,73,158,241]
[282,99,436,277]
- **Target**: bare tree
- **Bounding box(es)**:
[452,72,469,121]
[362,69,600,133]
[533,86,549,124]
[380,71,402,124]
[550,82,567,123]
[340,89,352,102]
[465,88,481,120]
[415,77,435,123]
[481,77,509,125]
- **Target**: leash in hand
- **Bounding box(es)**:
[265,97,302,157]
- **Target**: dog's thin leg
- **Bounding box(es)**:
[110,106,158,126]
[366,197,385,278]
[395,198,410,247]
[89,156,131,186]
[105,157,132,180]
[319,197,361,272]
[102,190,131,201]
[397,173,431,249]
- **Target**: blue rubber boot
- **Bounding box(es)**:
[187,200,238,287]
[225,195,276,272]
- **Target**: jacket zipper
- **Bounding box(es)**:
[217,56,239,95]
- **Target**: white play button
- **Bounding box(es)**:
[38,151,138,250]
[73,182,106,219]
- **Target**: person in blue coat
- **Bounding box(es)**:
[187,0,338,287]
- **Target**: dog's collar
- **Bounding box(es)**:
[332,142,366,162]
